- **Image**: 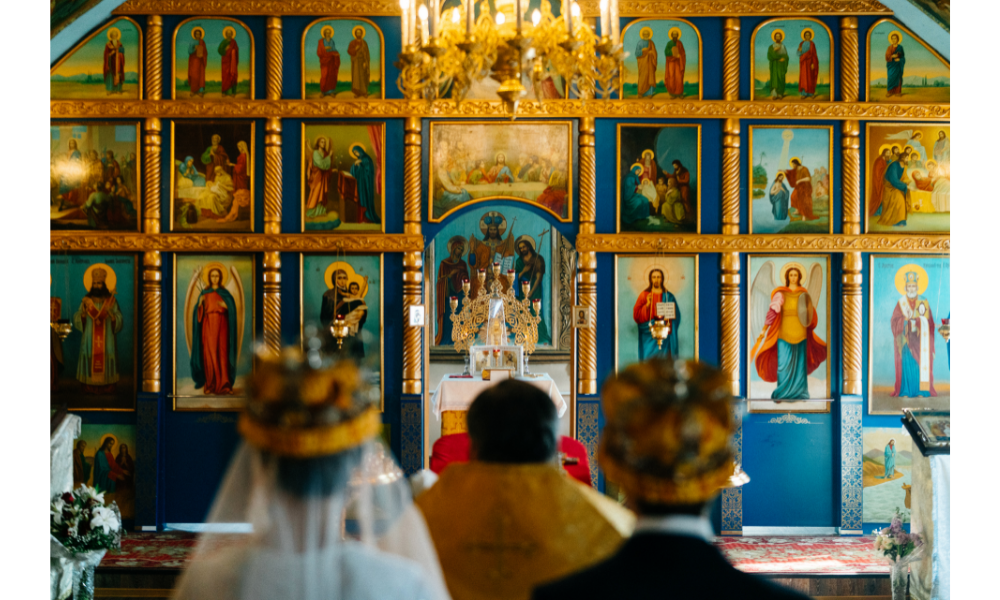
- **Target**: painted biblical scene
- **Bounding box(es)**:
[50,254,136,411]
[174,255,254,410]
[171,121,254,232]
[621,19,700,99]
[301,255,383,394]
[750,126,832,234]
[431,205,559,350]
[51,17,141,99]
[866,124,949,234]
[748,256,829,406]
[869,256,950,415]
[51,122,140,232]
[863,427,913,524]
[618,124,700,233]
[74,425,137,519]
[615,255,697,371]
[868,20,949,103]
[173,18,253,100]
[752,19,832,101]
[429,122,572,222]
[303,19,383,99]
[302,123,384,231]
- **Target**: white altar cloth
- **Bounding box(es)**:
[431,374,567,419]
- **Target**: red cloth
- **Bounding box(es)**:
[104,42,125,85]
[318,39,341,95]
[198,291,233,395]
[798,41,819,95]
[783,166,816,220]
[869,156,888,216]
[221,39,239,94]
[188,40,207,93]
[233,153,249,191]
[429,433,593,486]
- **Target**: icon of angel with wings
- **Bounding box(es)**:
[749,260,827,399]
[184,261,245,395]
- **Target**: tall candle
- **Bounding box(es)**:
[563,0,573,37]
[466,0,474,35]
[515,0,523,33]
[429,0,439,37]
[400,0,410,46]
[410,0,417,46]
[609,0,619,43]
[599,0,609,39]
[419,4,429,44]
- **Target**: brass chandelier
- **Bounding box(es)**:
[396,0,623,115]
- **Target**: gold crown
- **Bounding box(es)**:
[599,358,735,505]
[905,271,919,284]
[238,344,381,458]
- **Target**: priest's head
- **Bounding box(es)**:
[599,358,734,516]
[467,380,557,464]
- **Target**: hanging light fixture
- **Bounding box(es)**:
[396,0,623,116]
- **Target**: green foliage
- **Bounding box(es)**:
[752,188,765,198]
[752,164,768,185]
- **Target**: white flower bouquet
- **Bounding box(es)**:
[872,508,924,600]
[50,485,123,553]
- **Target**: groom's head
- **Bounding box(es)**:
[467,380,557,464]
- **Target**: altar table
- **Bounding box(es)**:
[431,373,567,419]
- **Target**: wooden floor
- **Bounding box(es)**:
[96,570,895,598]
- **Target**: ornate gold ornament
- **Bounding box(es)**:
[395,0,622,115]
[50,99,951,120]
[51,233,425,252]
[448,263,542,359]
[576,234,951,254]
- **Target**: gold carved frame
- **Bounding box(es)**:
[749,17,836,103]
[618,17,704,100]
[51,16,145,100]
[300,17,386,100]
[171,16,256,101]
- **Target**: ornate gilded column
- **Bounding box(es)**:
[141,251,162,393]
[143,118,161,234]
[842,120,861,235]
[577,117,597,396]
[145,16,163,100]
[723,18,741,101]
[720,253,741,397]
[262,252,282,357]
[265,17,283,100]
[840,17,860,103]
[722,118,741,236]
[842,252,863,396]
[402,116,423,395]
[264,118,282,234]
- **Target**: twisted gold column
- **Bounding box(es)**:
[264,118,282,234]
[266,17,283,101]
[142,251,162,393]
[721,252,741,397]
[145,16,163,100]
[723,18,741,101]
[577,117,597,395]
[842,120,861,235]
[841,17,860,103]
[262,251,282,358]
[722,118,741,235]
[402,117,423,395]
[143,118,161,234]
[842,252,863,396]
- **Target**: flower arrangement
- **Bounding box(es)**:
[50,485,123,554]
[873,508,923,562]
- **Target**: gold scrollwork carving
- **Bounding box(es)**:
[842,252,863,396]
[50,233,425,252]
[143,118,162,234]
[262,251,282,357]
[265,118,283,234]
[578,117,596,226]
[720,252,741,397]
[841,17,860,103]
[722,118,740,235]
[115,0,406,15]
[50,99,951,121]
[142,251,162,393]
[723,19,740,101]
[145,16,163,100]
[842,120,862,235]
[621,0,890,14]
[576,234,951,254]
[266,17,283,101]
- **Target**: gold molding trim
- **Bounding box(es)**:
[51,233,424,252]
[842,252,863,395]
[577,234,950,254]
[142,251,163,393]
[145,16,163,101]
[113,0,891,16]
[841,17,859,103]
[50,99,952,121]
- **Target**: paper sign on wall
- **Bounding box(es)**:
[409,305,425,327]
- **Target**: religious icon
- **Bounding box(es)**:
[620,19,701,99]
[749,126,833,234]
[429,122,573,222]
[51,18,142,100]
[752,18,833,101]
[862,428,913,524]
[50,122,140,232]
[617,124,700,233]
[573,306,592,329]
[302,18,384,99]
[301,255,383,399]
[74,425,137,519]
[867,19,949,103]
[174,255,254,410]
[866,123,949,234]
[748,256,829,409]
[615,255,698,372]
[173,18,254,100]
[301,123,384,231]
[171,121,254,232]
[869,256,950,415]
[51,254,136,411]
[432,206,561,350]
